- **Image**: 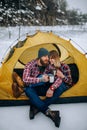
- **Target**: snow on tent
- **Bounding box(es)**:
[0,31,87,106]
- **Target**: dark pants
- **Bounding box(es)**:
[24,82,68,113]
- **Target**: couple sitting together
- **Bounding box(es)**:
[12,48,73,128]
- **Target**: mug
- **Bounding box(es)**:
[52,69,56,76]
[49,74,54,83]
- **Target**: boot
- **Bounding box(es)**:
[46,109,61,127]
[29,105,39,120]
[12,82,22,98]
[12,72,24,87]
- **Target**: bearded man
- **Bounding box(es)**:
[23,48,61,127]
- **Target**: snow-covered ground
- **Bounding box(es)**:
[0,25,87,130]
[0,104,87,130]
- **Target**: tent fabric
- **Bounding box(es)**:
[0,31,87,103]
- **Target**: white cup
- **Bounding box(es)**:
[53,69,56,76]
[49,75,54,83]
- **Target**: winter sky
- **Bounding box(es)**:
[66,0,87,13]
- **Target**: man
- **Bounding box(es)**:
[22,48,61,127]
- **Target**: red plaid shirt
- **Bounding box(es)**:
[59,63,72,86]
[23,59,72,89]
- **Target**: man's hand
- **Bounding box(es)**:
[46,88,54,97]
[43,74,49,82]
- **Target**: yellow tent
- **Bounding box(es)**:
[0,31,87,106]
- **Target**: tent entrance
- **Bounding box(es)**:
[13,43,79,84]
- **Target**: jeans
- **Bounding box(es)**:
[24,82,68,113]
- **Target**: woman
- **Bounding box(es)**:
[46,50,73,98]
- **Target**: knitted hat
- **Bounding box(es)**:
[38,48,49,58]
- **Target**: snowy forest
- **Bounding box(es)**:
[0,0,87,26]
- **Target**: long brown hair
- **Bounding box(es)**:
[49,50,61,68]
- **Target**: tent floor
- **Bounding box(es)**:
[0,96,87,107]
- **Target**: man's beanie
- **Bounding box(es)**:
[38,48,49,58]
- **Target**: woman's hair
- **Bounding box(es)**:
[49,50,59,59]
[49,50,61,68]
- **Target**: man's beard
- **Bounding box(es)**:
[40,58,49,66]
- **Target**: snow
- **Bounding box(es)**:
[0,104,87,130]
[0,25,87,130]
[35,5,42,10]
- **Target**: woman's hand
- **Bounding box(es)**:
[56,70,65,79]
